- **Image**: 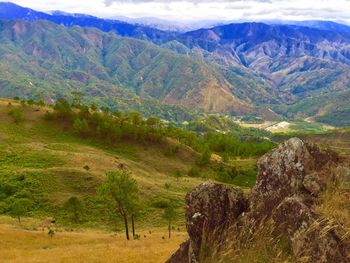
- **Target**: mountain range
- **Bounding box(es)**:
[0,2,350,126]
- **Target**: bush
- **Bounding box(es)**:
[8,108,24,124]
[216,166,239,184]
[188,167,200,177]
[151,197,171,209]
[73,118,90,138]
[53,98,72,118]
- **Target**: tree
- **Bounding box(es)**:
[98,171,139,240]
[8,108,24,124]
[53,98,72,118]
[90,102,97,111]
[146,117,160,127]
[129,200,142,239]
[197,147,211,166]
[163,202,176,239]
[71,91,84,107]
[10,198,33,224]
[73,118,90,138]
[64,196,83,223]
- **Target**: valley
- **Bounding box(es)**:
[0,2,349,262]
[0,3,350,126]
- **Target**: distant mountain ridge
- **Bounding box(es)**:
[0,19,278,117]
[0,2,350,126]
[0,2,176,44]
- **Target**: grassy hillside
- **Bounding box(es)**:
[0,99,211,228]
[0,98,271,228]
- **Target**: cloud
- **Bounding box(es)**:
[3,0,350,24]
[104,0,274,4]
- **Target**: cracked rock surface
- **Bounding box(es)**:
[167,138,349,263]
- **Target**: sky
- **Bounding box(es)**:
[2,0,350,23]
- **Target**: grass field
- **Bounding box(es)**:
[0,99,259,262]
[0,216,185,263]
[1,99,349,262]
[0,99,215,228]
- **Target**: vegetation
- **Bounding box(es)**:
[8,107,24,124]
[162,202,176,239]
[63,196,83,224]
[9,198,33,223]
[98,171,140,240]
[316,107,350,127]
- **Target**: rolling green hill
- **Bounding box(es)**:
[0,20,276,117]
[0,98,274,231]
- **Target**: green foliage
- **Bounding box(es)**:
[188,167,200,178]
[151,197,171,209]
[240,115,264,124]
[162,203,176,222]
[9,198,33,223]
[53,98,72,119]
[64,196,83,223]
[197,148,212,166]
[162,201,176,238]
[97,171,139,240]
[316,108,350,127]
[73,118,90,138]
[215,166,239,184]
[8,107,24,124]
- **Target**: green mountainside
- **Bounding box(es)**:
[0,98,274,229]
[0,20,276,118]
[0,19,349,126]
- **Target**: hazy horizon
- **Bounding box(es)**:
[1,0,350,25]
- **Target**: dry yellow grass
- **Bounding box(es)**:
[0,222,186,263]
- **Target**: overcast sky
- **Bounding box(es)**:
[2,0,350,23]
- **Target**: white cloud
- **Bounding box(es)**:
[2,0,350,23]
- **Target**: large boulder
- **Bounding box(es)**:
[248,138,339,220]
[167,138,349,263]
[167,182,248,263]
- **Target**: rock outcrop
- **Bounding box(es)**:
[167,138,349,263]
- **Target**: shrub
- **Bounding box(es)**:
[188,167,200,177]
[216,166,239,184]
[151,197,171,209]
[196,148,211,166]
[8,108,24,124]
[73,118,90,138]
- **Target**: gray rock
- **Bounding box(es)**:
[167,138,349,263]
[167,182,248,263]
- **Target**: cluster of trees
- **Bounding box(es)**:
[97,171,176,240]
[44,98,274,164]
[0,170,177,240]
[46,98,165,146]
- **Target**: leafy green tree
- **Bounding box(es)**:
[71,91,84,107]
[64,196,83,223]
[90,102,97,111]
[53,98,72,118]
[10,198,33,223]
[98,171,139,240]
[73,118,90,138]
[163,202,176,239]
[146,117,160,126]
[197,147,211,166]
[129,112,142,126]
